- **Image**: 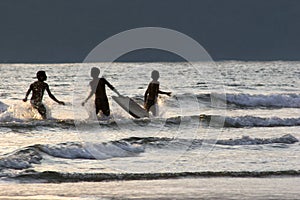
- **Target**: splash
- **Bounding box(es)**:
[0,102,53,122]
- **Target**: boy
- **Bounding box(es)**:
[23,71,65,119]
[144,70,171,116]
[82,67,120,117]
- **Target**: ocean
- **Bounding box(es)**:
[0,61,299,199]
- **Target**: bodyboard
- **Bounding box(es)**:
[112,96,149,118]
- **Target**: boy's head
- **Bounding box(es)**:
[151,70,160,81]
[91,67,100,78]
[36,71,47,81]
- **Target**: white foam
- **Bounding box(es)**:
[38,143,94,159]
[38,141,144,160]
[0,111,24,123]
[226,93,300,108]
[0,102,47,122]
[225,116,300,127]
[217,134,298,146]
[0,147,42,170]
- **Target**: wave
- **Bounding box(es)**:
[0,118,75,129]
[198,114,300,128]
[225,93,300,108]
[0,147,42,170]
[159,93,300,108]
[167,114,300,128]
[0,141,144,170]
[1,114,300,129]
[0,134,297,170]
[8,170,300,183]
[215,134,299,146]
[38,141,144,159]
[124,134,298,146]
[131,93,300,108]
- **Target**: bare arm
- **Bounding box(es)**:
[82,90,94,106]
[104,78,121,96]
[159,90,171,96]
[23,85,32,102]
[82,81,97,106]
[144,88,149,103]
[46,85,65,105]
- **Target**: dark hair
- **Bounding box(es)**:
[36,71,47,81]
[91,67,100,78]
[151,70,160,80]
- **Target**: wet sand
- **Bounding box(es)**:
[0,177,299,199]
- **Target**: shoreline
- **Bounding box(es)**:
[0,177,299,199]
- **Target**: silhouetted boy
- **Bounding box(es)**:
[144,70,171,116]
[23,71,65,119]
[82,67,120,117]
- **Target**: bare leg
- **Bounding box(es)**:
[38,104,47,119]
[150,104,158,116]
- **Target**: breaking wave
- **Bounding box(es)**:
[224,115,300,128]
[1,114,300,129]
[0,134,297,170]
[128,93,300,109]
[123,134,298,147]
[224,93,300,108]
[0,141,144,170]
[198,114,300,128]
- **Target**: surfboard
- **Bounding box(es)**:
[112,96,149,118]
[0,101,8,113]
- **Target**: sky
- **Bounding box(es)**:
[0,0,300,63]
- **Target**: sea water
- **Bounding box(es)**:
[0,61,299,199]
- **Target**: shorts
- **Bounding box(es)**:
[95,98,110,116]
[145,99,155,112]
[145,99,158,116]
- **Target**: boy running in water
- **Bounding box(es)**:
[82,67,120,117]
[23,71,65,119]
[144,70,171,116]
